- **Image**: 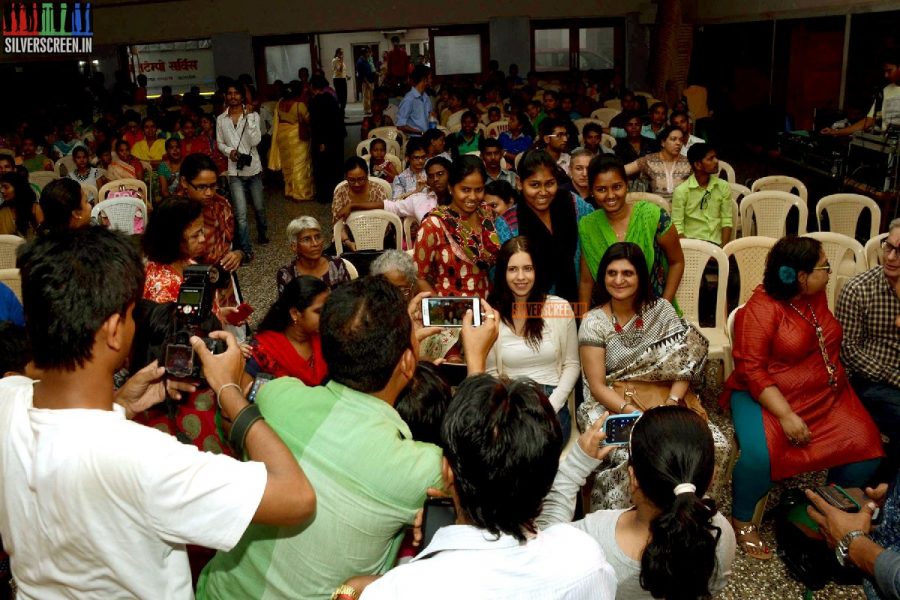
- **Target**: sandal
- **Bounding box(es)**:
[733,521,774,560]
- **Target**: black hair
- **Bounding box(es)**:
[763,235,823,301]
[343,155,368,175]
[591,242,656,311]
[542,89,559,101]
[508,109,535,138]
[657,125,684,145]
[489,236,547,350]
[479,137,502,152]
[0,172,37,235]
[669,109,689,125]
[141,116,156,128]
[631,406,721,600]
[165,137,180,151]
[582,122,604,138]
[0,322,30,375]
[539,117,564,139]
[18,227,144,371]
[448,154,486,187]
[588,154,628,188]
[516,148,558,182]
[72,145,89,158]
[0,154,14,168]
[115,138,130,151]
[648,101,669,115]
[394,361,452,446]
[181,153,218,183]
[460,110,479,124]
[404,137,428,158]
[411,65,431,84]
[425,155,452,174]
[484,179,515,203]
[320,276,412,392]
[369,137,387,152]
[442,375,562,541]
[880,48,900,68]
[38,177,83,235]
[257,275,329,334]
[310,74,328,90]
[687,143,713,168]
[141,196,203,264]
[422,128,445,145]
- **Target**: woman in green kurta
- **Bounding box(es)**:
[577,155,684,310]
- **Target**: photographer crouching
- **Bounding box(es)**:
[0,227,315,598]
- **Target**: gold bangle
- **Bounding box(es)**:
[216,382,242,402]
[618,400,631,413]
[330,585,361,600]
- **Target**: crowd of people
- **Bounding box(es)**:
[1,55,900,600]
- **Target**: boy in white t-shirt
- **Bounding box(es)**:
[823,49,900,136]
[0,227,316,599]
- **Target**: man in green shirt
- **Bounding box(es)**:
[671,143,733,246]
[198,278,461,600]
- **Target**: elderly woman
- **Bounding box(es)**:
[247,276,330,385]
[724,235,884,559]
[141,197,206,303]
[276,216,352,295]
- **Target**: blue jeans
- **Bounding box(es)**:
[228,173,267,257]
[541,384,572,447]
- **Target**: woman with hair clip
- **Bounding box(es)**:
[246,275,330,385]
[538,405,736,600]
[578,242,729,511]
[487,236,580,443]
[494,149,594,303]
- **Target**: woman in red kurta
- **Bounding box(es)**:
[723,236,883,560]
[246,275,330,385]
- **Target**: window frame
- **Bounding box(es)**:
[530,18,625,75]
[428,24,489,77]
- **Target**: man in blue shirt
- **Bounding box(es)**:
[396,65,433,138]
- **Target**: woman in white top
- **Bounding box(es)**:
[538,406,736,600]
[486,236,580,443]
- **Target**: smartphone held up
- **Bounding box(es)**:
[421,297,482,328]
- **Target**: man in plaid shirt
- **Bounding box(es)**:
[837,218,900,464]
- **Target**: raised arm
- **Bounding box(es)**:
[657,220,685,302]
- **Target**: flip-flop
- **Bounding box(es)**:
[734,522,774,561]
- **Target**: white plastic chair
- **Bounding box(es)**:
[816,193,882,240]
[99,178,148,204]
[675,239,734,379]
[91,197,146,235]
[723,236,777,306]
[402,216,418,249]
[366,154,402,177]
[342,258,359,280]
[485,120,510,138]
[368,126,405,150]
[55,155,77,177]
[357,138,401,159]
[0,234,25,269]
[591,108,620,125]
[602,99,622,110]
[333,209,403,254]
[634,91,654,99]
[600,133,617,149]
[717,160,736,185]
[728,183,752,239]
[627,192,670,213]
[367,176,392,198]
[740,191,808,238]
[384,104,399,124]
[0,268,21,302]
[803,232,866,312]
[446,110,466,133]
[28,171,58,191]
[865,233,890,269]
[573,118,605,134]
[751,175,809,204]
[80,183,99,206]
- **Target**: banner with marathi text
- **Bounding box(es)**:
[129,47,215,96]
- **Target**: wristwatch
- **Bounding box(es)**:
[666,395,681,405]
[835,529,867,567]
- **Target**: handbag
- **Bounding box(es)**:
[610,380,708,421]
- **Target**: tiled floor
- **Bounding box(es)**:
[238,179,867,600]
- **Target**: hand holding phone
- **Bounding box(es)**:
[603,412,641,446]
[420,497,456,550]
[225,302,254,326]
[421,297,481,328]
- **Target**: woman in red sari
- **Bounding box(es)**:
[247,275,330,385]
[724,236,883,559]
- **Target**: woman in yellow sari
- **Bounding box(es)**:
[269,81,314,201]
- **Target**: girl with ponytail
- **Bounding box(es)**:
[538,405,736,599]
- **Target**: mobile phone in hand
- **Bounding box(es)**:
[226,302,254,325]
[421,497,456,550]
[603,413,640,446]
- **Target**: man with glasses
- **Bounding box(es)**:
[837,218,900,468]
[671,143,732,246]
[540,118,571,173]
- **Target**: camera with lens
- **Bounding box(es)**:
[164,264,231,380]
[236,152,253,169]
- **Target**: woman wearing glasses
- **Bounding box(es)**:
[725,235,884,560]
[276,216,352,295]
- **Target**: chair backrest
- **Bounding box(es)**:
[486,120,509,138]
[446,110,466,133]
[626,192,670,213]
[726,304,744,346]
[751,175,809,203]
[368,126,405,148]
[333,209,403,254]
[91,197,146,235]
[803,231,866,312]
[603,99,622,110]
[341,258,359,280]
[384,104,399,124]
[80,182,99,206]
[634,91,654,99]
[0,268,21,302]
[740,190,808,238]
[99,178,148,204]
[591,108,620,124]
[365,153,403,177]
[28,171,58,191]
[728,182,752,239]
[865,232,889,269]
[402,216,417,249]
[55,155,77,177]
[573,118,605,134]
[600,133,617,149]
[676,239,729,328]
[368,176,392,198]
[723,236,777,305]
[358,137,401,159]
[717,160,736,184]
[0,234,25,269]
[816,193,882,240]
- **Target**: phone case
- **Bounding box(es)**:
[604,413,640,446]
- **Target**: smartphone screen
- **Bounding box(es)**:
[165,344,195,378]
[421,297,481,327]
[604,413,640,446]
[421,497,456,550]
[247,373,275,403]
